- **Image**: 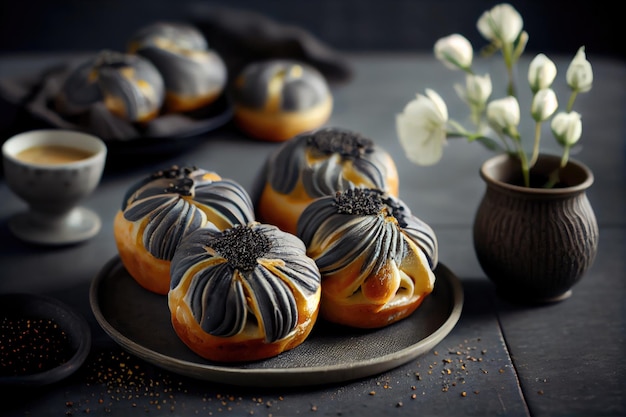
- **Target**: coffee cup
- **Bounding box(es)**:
[2,129,107,245]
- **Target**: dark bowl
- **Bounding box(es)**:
[0,293,91,386]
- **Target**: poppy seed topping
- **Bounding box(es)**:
[151,166,198,196]
[211,225,272,271]
[333,188,385,215]
[307,129,374,158]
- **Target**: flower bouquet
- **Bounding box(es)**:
[396,3,593,188]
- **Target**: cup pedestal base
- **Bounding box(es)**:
[9,207,101,245]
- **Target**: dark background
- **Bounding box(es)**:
[0,0,623,59]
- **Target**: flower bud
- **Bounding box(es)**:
[486,96,520,132]
[455,73,492,107]
[528,53,557,93]
[477,3,523,44]
[566,46,593,93]
[551,111,582,146]
[531,88,558,122]
[434,34,473,70]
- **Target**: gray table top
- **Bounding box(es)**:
[0,52,624,416]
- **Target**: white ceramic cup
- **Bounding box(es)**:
[2,129,107,245]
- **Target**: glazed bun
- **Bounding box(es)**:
[232,59,333,142]
[255,127,399,234]
[169,222,321,362]
[296,188,438,329]
[56,50,165,122]
[113,165,255,295]
[128,22,227,113]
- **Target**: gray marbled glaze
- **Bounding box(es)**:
[264,128,395,199]
[170,223,321,342]
[297,188,438,275]
[121,166,255,261]
[232,59,329,111]
[57,50,165,122]
[129,22,227,102]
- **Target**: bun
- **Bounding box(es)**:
[232,59,332,142]
[169,222,321,362]
[296,188,438,329]
[128,22,227,113]
[255,127,399,234]
[56,50,165,122]
[113,165,255,295]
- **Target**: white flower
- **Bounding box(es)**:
[528,54,557,93]
[396,89,449,166]
[531,88,558,122]
[477,3,523,44]
[566,46,593,93]
[434,34,473,71]
[551,111,582,146]
[486,96,520,133]
[455,73,492,107]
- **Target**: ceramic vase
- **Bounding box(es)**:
[473,154,599,303]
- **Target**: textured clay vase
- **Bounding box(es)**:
[473,154,598,303]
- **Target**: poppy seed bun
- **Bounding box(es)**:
[128,21,227,113]
[56,50,165,123]
[296,188,438,329]
[169,222,321,362]
[113,165,255,295]
[232,59,332,142]
[255,127,399,234]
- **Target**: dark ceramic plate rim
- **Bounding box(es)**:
[88,95,235,157]
[0,293,91,387]
[89,256,463,388]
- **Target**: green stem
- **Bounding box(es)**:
[509,129,530,187]
[543,169,561,189]
[502,43,516,97]
[529,121,542,168]
[567,90,579,112]
[519,148,531,187]
[560,145,571,168]
[542,148,571,189]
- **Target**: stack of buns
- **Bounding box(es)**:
[111,118,436,361]
[56,22,228,124]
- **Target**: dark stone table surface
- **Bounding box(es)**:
[0,52,624,416]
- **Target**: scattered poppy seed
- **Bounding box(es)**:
[0,316,73,376]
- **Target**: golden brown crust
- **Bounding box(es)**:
[234,96,333,142]
[318,246,434,329]
[169,288,319,362]
[256,183,313,234]
[319,295,427,329]
[165,90,223,114]
[113,210,172,294]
